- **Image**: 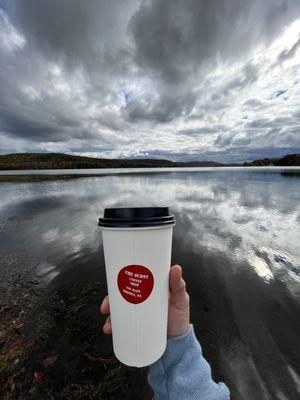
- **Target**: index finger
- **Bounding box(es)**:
[100,295,110,314]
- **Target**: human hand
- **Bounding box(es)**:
[100,264,190,338]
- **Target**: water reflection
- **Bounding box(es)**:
[0,168,300,399]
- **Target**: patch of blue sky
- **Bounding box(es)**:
[121,88,132,104]
[271,89,288,99]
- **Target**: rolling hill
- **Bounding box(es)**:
[243,153,300,167]
[0,153,227,170]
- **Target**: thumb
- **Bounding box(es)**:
[169,264,182,290]
[169,265,189,310]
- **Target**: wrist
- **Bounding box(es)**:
[167,323,191,339]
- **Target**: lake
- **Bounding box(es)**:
[0,167,300,399]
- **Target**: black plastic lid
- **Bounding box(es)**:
[98,207,175,228]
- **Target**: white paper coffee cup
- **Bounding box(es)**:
[99,207,175,367]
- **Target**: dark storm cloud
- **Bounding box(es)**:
[0,57,98,142]
[214,132,236,147]
[293,110,300,120]
[125,91,197,123]
[247,116,296,129]
[130,0,300,85]
[221,64,259,96]
[178,127,217,136]
[8,0,136,73]
[247,119,273,129]
[0,110,59,139]
[243,99,263,108]
[0,108,101,142]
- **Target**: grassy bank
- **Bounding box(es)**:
[0,270,152,399]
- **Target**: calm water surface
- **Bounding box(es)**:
[0,168,300,400]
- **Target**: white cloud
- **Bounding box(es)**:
[0,3,299,162]
[0,9,26,53]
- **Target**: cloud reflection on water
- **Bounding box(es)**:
[0,170,299,290]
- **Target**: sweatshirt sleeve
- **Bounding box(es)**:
[147,324,230,400]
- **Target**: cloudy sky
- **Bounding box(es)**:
[0,0,300,162]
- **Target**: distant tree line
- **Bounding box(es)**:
[0,153,177,170]
[243,154,300,167]
[0,153,226,170]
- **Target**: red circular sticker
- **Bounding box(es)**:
[117,265,154,304]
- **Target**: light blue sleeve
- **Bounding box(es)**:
[147,324,230,400]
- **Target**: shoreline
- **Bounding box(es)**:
[0,269,152,399]
[0,165,300,183]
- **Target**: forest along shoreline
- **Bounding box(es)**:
[0,152,299,171]
[0,268,153,400]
